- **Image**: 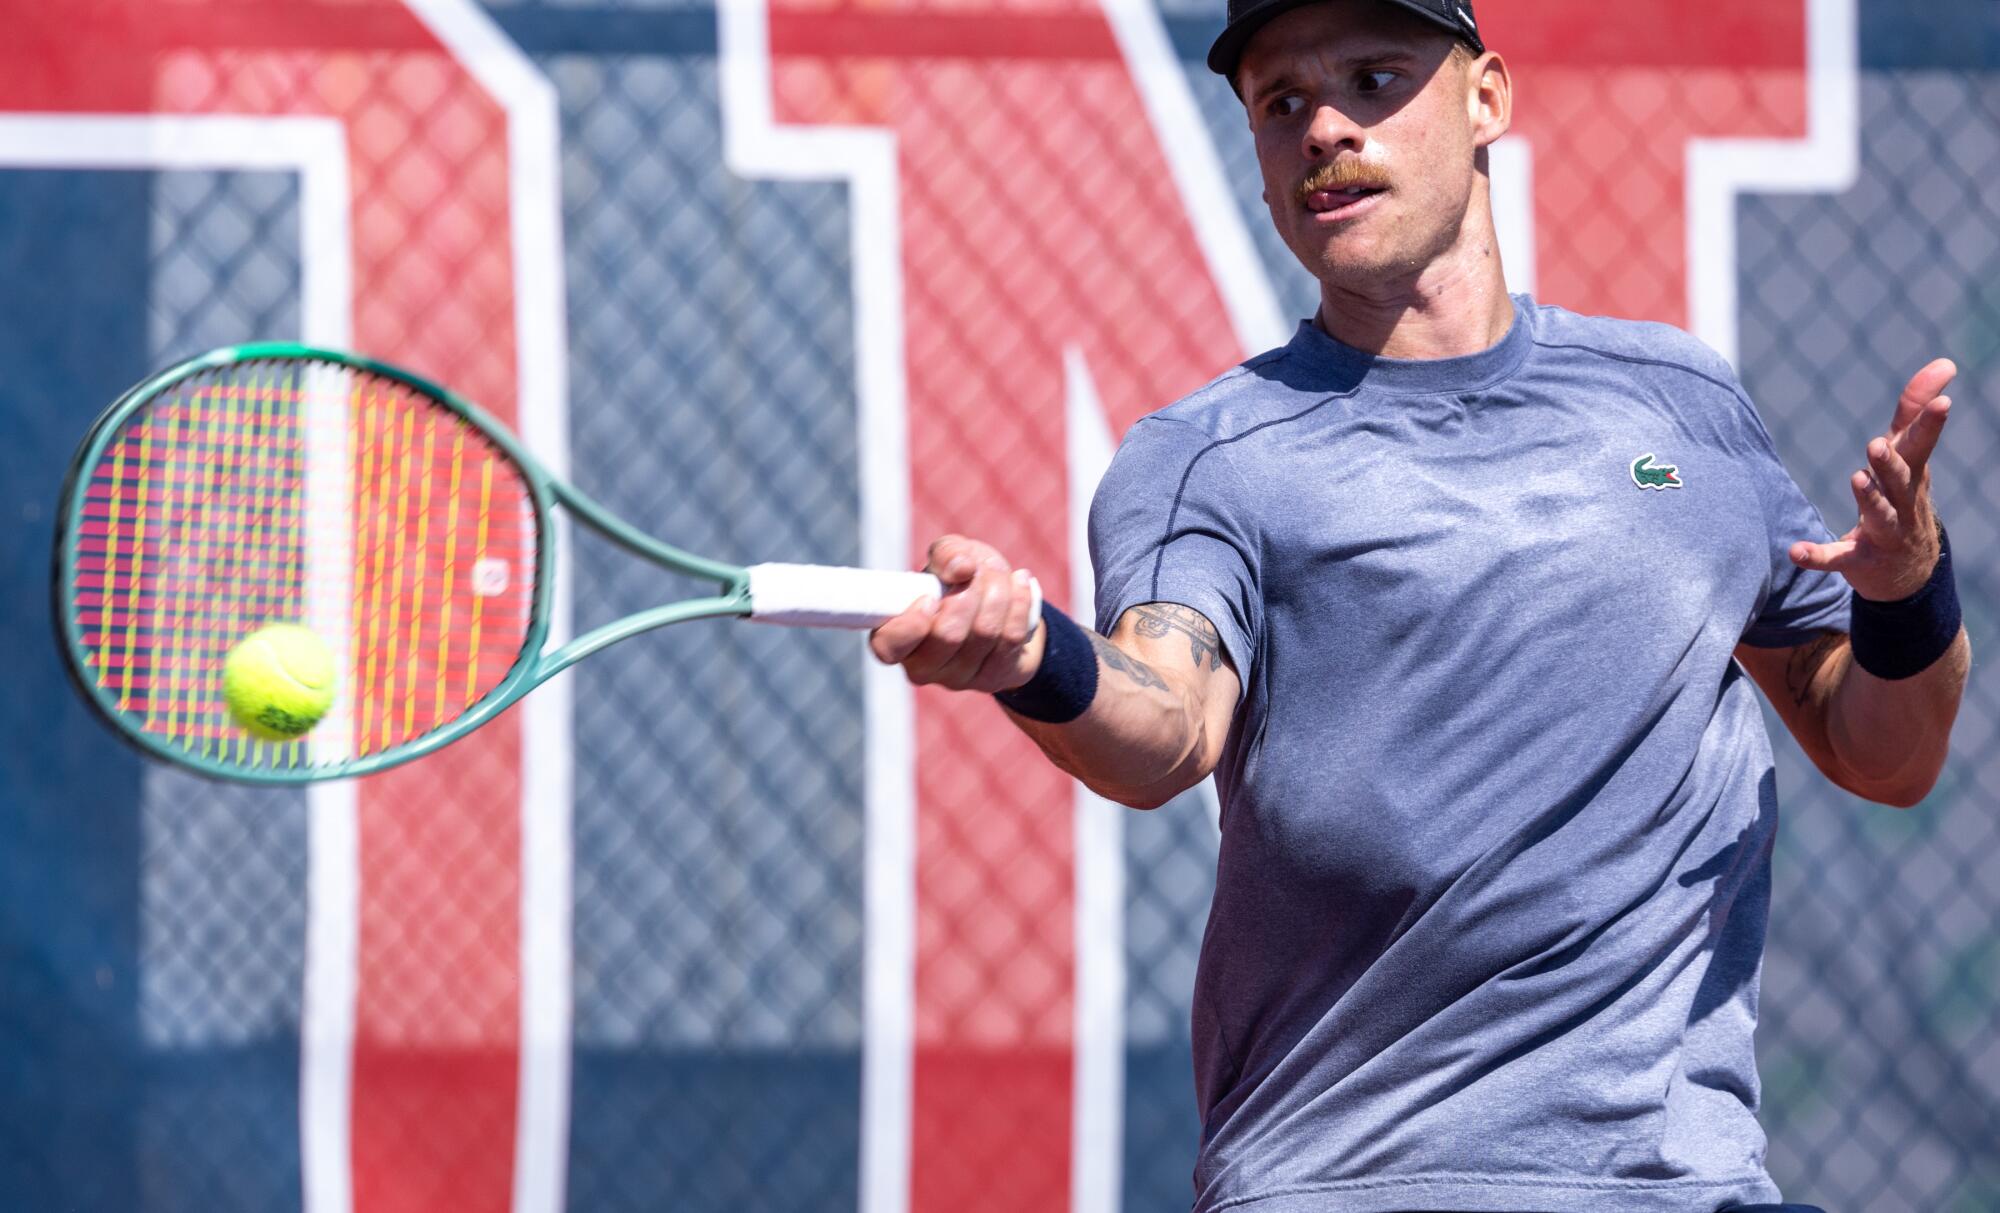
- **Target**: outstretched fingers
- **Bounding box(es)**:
[1865,437,1915,511]
[1890,358,1956,436]
[1790,534,1860,573]
[1896,393,1952,478]
[1788,359,1956,600]
[1851,468,1900,541]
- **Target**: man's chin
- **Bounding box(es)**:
[1310,242,1406,284]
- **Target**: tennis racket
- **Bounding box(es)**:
[54,343,1037,785]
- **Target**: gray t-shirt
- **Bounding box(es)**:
[1090,297,1849,1213]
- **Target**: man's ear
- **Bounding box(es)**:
[1469,51,1512,149]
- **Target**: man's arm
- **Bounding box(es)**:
[1737,629,1969,808]
[1744,357,1971,807]
[868,535,1240,810]
[1010,601,1241,808]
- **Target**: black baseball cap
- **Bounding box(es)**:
[1208,0,1484,79]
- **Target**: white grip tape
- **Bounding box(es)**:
[748,564,940,629]
[746,563,1044,632]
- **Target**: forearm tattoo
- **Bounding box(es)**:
[1089,631,1170,691]
[1786,631,1849,708]
[1132,603,1225,671]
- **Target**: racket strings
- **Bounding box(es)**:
[65,358,538,774]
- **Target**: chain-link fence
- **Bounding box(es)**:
[1,1,1995,1211]
[1741,65,2000,1211]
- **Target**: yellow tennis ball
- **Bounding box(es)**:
[222,623,337,741]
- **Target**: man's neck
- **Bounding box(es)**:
[1314,230,1517,362]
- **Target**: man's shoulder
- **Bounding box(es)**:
[1526,302,1741,394]
[1139,343,1308,446]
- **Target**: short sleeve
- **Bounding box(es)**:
[1738,397,1853,648]
[1088,417,1262,680]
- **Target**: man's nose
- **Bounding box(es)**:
[1303,104,1364,160]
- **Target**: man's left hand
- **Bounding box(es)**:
[1790,358,1956,602]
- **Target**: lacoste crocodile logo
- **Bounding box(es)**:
[1630,454,1684,490]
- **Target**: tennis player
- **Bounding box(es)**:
[869,1,1971,1209]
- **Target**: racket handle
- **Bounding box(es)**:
[746,563,1043,633]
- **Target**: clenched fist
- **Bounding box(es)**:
[868,535,1046,692]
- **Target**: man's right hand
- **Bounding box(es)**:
[867,534,1045,693]
[870,536,1242,808]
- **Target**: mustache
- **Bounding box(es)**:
[1296,160,1393,204]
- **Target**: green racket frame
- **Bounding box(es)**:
[56,343,763,786]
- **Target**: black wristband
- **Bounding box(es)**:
[994,604,1100,723]
[1849,525,1962,681]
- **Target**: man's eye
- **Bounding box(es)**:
[1356,70,1398,93]
[1268,95,1306,117]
